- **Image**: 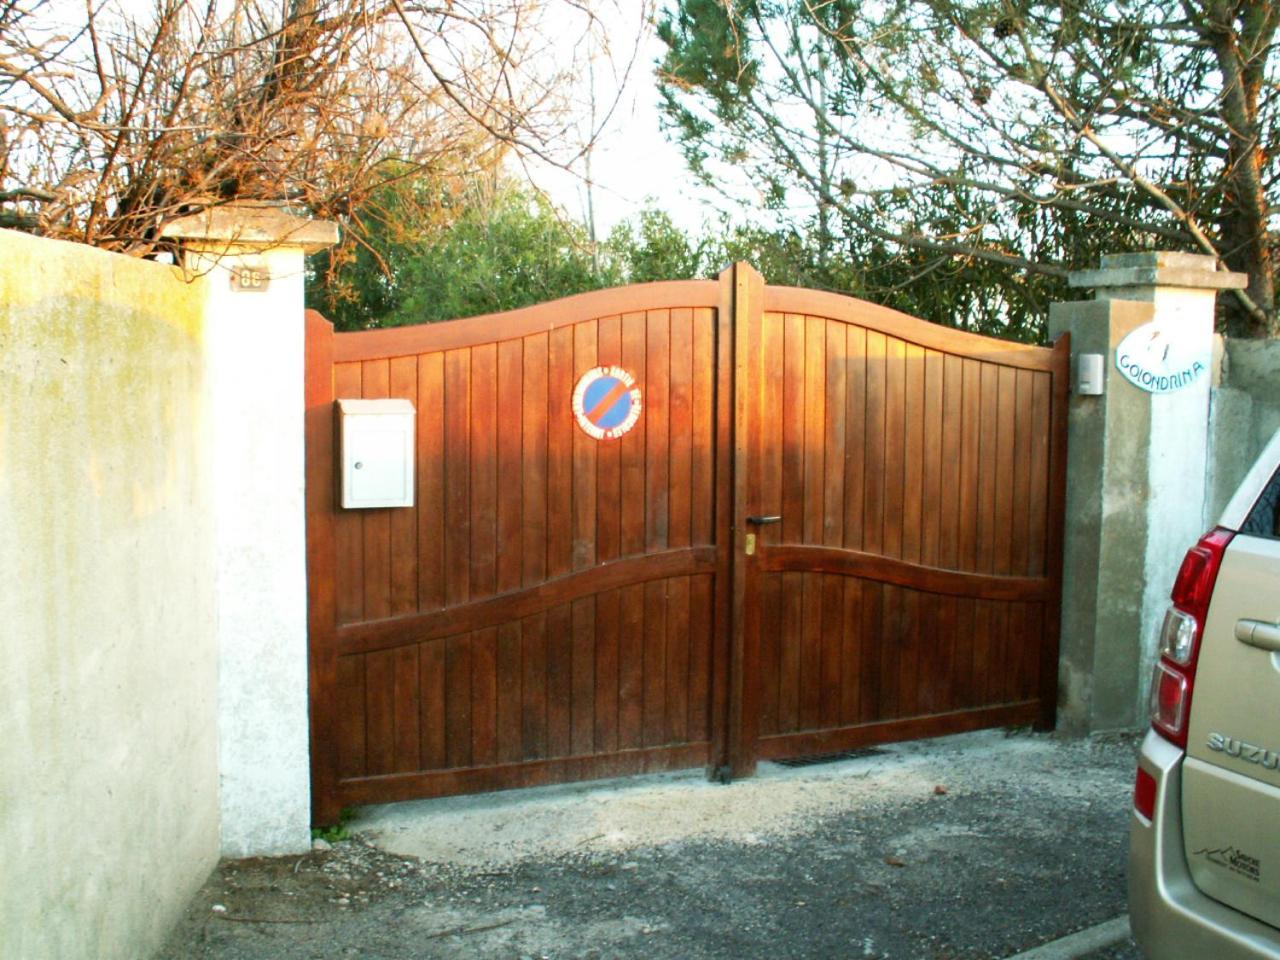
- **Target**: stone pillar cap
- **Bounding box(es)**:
[160,200,339,254]
[1068,251,1247,292]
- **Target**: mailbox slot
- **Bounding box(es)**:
[338,398,415,509]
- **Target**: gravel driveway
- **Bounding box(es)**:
[158,728,1139,960]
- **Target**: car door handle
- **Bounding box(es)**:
[1234,619,1280,651]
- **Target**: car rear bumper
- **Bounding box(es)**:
[1130,730,1280,959]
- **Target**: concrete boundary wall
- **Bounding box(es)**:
[0,208,335,957]
[1207,338,1280,523]
[0,229,220,959]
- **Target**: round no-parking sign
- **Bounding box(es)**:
[572,366,642,440]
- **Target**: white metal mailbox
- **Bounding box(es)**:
[338,398,415,509]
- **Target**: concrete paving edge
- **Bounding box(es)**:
[1003,915,1132,960]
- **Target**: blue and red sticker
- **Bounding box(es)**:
[572,366,642,440]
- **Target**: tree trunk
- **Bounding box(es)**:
[1209,1,1277,337]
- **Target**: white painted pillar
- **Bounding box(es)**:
[163,205,338,856]
[1049,252,1246,732]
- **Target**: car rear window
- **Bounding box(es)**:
[1242,465,1280,539]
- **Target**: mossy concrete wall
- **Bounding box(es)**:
[1207,338,1280,522]
[0,229,219,959]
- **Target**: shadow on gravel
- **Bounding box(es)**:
[158,728,1139,960]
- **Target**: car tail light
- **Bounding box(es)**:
[1134,767,1157,821]
[1149,527,1234,747]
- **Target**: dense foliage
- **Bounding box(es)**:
[656,0,1280,337]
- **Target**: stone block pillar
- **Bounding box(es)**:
[163,204,338,856]
[1049,252,1245,733]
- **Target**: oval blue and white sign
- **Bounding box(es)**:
[1114,321,1209,395]
[572,366,643,440]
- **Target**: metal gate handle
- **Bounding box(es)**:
[1235,618,1280,651]
[746,515,782,525]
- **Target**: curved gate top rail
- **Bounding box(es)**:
[332,279,722,362]
[306,262,1069,824]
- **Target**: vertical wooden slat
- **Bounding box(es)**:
[691,308,716,546]
[859,583,882,723]
[709,274,734,775]
[958,359,982,572]
[882,337,906,560]
[620,313,648,557]
[920,594,945,713]
[688,575,714,741]
[796,320,826,731]
[938,355,964,570]
[392,645,420,773]
[594,588,621,752]
[669,308,694,549]
[902,342,925,565]
[994,365,1018,575]
[361,359,392,621]
[922,349,945,567]
[470,344,499,598]
[971,600,992,709]
[844,326,867,550]
[419,640,446,769]
[547,327,575,578]
[824,321,847,548]
[728,264,763,776]
[571,597,596,755]
[546,602,573,756]
[799,572,823,731]
[333,362,364,623]
[443,350,471,606]
[496,621,523,763]
[643,579,668,745]
[879,585,903,718]
[364,649,395,773]
[779,571,802,732]
[1011,368,1036,576]
[781,314,806,550]
[645,310,671,552]
[306,310,340,822]
[496,340,524,593]
[572,322,598,571]
[936,594,958,713]
[617,582,645,748]
[471,627,498,766]
[1028,374,1051,576]
[522,334,549,588]
[418,354,445,612]
[665,576,691,743]
[758,314,785,737]
[520,613,548,760]
[862,332,887,555]
[840,579,862,724]
[976,363,1001,574]
[335,655,366,777]
[389,356,419,615]
[759,573,782,736]
[954,598,977,709]
[445,634,473,768]
[803,315,826,546]
[820,574,843,726]
[897,589,919,718]
[596,316,623,563]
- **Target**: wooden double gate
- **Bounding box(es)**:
[306,264,1068,823]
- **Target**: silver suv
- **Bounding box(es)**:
[1131,428,1280,958]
